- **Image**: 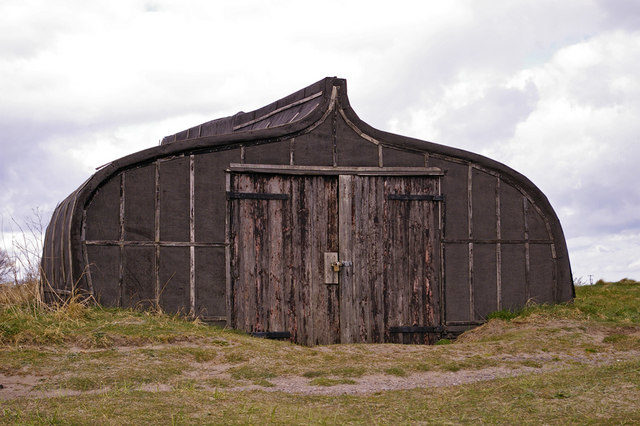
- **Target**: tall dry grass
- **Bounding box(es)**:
[0,279,40,308]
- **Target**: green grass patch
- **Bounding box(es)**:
[383,367,408,377]
[412,363,432,372]
[229,366,276,381]
[440,355,498,372]
[602,333,640,351]
[165,346,217,363]
[204,378,232,388]
[224,352,248,363]
[330,366,366,378]
[518,359,543,368]
[487,309,523,321]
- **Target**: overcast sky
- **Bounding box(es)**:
[1,0,639,282]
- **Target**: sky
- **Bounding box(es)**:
[1,0,639,282]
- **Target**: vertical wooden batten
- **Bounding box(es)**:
[332,108,338,167]
[523,197,531,301]
[495,177,502,310]
[467,164,474,321]
[154,161,160,307]
[289,138,295,165]
[118,173,125,307]
[48,203,61,292]
[59,201,70,289]
[67,195,78,291]
[225,172,232,326]
[438,175,445,326]
[81,208,94,296]
[189,155,196,316]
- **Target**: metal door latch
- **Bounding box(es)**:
[330,260,353,272]
[325,252,353,284]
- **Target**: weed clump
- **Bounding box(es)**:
[487,309,523,321]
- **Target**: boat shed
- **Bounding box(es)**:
[41,77,574,345]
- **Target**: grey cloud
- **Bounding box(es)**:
[435,84,539,147]
[356,0,636,127]
[598,0,640,31]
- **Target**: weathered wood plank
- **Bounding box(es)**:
[281,177,293,340]
[372,177,385,342]
[307,177,319,345]
[267,176,284,332]
[339,175,354,343]
[326,178,340,343]
[300,177,313,345]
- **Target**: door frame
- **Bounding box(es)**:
[225,164,445,342]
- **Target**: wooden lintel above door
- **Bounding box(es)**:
[227,163,444,176]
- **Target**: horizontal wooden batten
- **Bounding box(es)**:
[226,192,289,200]
[443,239,553,244]
[227,163,444,176]
[83,240,226,247]
[389,326,444,334]
[388,194,444,201]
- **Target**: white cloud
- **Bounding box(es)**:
[1,0,639,281]
[569,231,640,281]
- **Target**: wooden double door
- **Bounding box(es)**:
[227,168,442,345]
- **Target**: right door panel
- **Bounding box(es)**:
[338,175,441,344]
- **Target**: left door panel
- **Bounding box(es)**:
[228,173,340,345]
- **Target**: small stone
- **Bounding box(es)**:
[0,384,4,389]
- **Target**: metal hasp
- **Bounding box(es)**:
[324,252,339,284]
[324,252,352,283]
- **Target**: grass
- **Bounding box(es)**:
[310,377,357,387]
[383,366,408,377]
[2,360,640,424]
[485,277,640,325]
[1,278,639,423]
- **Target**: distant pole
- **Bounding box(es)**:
[589,275,593,285]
